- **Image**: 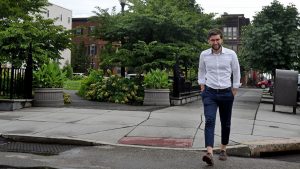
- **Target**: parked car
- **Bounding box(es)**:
[125,73,144,79]
[256,80,272,89]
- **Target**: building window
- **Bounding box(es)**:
[60,14,62,21]
[88,26,95,34]
[223,27,238,40]
[228,27,232,40]
[68,17,71,24]
[75,28,83,35]
[232,27,237,40]
[223,27,228,39]
[88,44,97,56]
[47,10,50,18]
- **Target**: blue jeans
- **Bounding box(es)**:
[201,86,234,148]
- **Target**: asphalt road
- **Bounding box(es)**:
[0,145,299,169]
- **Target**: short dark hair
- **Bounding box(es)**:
[207,28,223,39]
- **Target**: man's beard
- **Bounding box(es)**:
[212,44,221,51]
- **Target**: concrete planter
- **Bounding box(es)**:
[0,99,33,111]
[33,88,64,107]
[143,89,170,106]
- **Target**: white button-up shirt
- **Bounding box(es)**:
[198,47,241,89]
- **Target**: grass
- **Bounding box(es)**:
[63,79,82,90]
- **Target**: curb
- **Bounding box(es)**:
[239,138,300,157]
[218,139,300,157]
[2,134,300,158]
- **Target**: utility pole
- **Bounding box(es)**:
[119,0,126,77]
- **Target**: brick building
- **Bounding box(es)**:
[72,18,107,72]
[221,13,250,53]
[221,14,253,86]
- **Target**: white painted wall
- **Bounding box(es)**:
[41,3,72,68]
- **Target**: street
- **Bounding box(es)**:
[0,145,299,169]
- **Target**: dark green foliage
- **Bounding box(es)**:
[0,0,48,19]
[0,0,71,68]
[71,41,90,74]
[91,0,218,73]
[62,64,73,79]
[239,0,300,73]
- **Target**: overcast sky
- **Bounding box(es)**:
[48,0,300,20]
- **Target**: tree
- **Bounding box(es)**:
[71,41,90,74]
[0,0,71,68]
[92,0,218,73]
[239,0,300,74]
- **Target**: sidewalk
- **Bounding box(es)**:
[0,88,299,157]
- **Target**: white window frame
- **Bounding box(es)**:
[88,44,97,56]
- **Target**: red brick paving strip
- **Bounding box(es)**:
[118,136,193,148]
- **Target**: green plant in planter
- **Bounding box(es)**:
[33,62,66,88]
[143,69,171,89]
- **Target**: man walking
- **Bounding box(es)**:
[198,28,240,165]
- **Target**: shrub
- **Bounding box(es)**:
[144,69,171,89]
[78,69,104,97]
[33,62,66,88]
[62,64,73,79]
[86,74,142,104]
[63,92,71,104]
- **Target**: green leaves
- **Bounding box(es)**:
[0,1,71,68]
[240,0,300,73]
[144,69,171,89]
[78,70,143,104]
[92,0,217,72]
[33,62,66,88]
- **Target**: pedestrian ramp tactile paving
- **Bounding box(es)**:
[118,136,193,148]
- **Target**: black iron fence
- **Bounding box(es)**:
[172,63,200,97]
[0,66,27,99]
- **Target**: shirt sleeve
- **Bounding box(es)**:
[232,52,241,88]
[198,52,206,85]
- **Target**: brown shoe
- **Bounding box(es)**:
[219,150,228,161]
[202,153,214,166]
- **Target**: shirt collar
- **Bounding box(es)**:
[210,46,230,55]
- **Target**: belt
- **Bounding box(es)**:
[206,86,231,92]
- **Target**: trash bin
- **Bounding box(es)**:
[273,69,298,114]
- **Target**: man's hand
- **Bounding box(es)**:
[232,88,237,96]
[200,84,205,92]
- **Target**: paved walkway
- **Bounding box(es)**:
[0,88,299,157]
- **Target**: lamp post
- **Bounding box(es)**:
[119,0,126,77]
[119,0,126,13]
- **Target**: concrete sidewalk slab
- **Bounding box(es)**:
[76,126,136,144]
[77,114,148,125]
[126,126,197,139]
[1,88,300,157]
[34,123,131,137]
[140,118,200,128]
[0,120,65,135]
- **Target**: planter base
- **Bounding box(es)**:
[143,89,170,106]
[33,88,64,107]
